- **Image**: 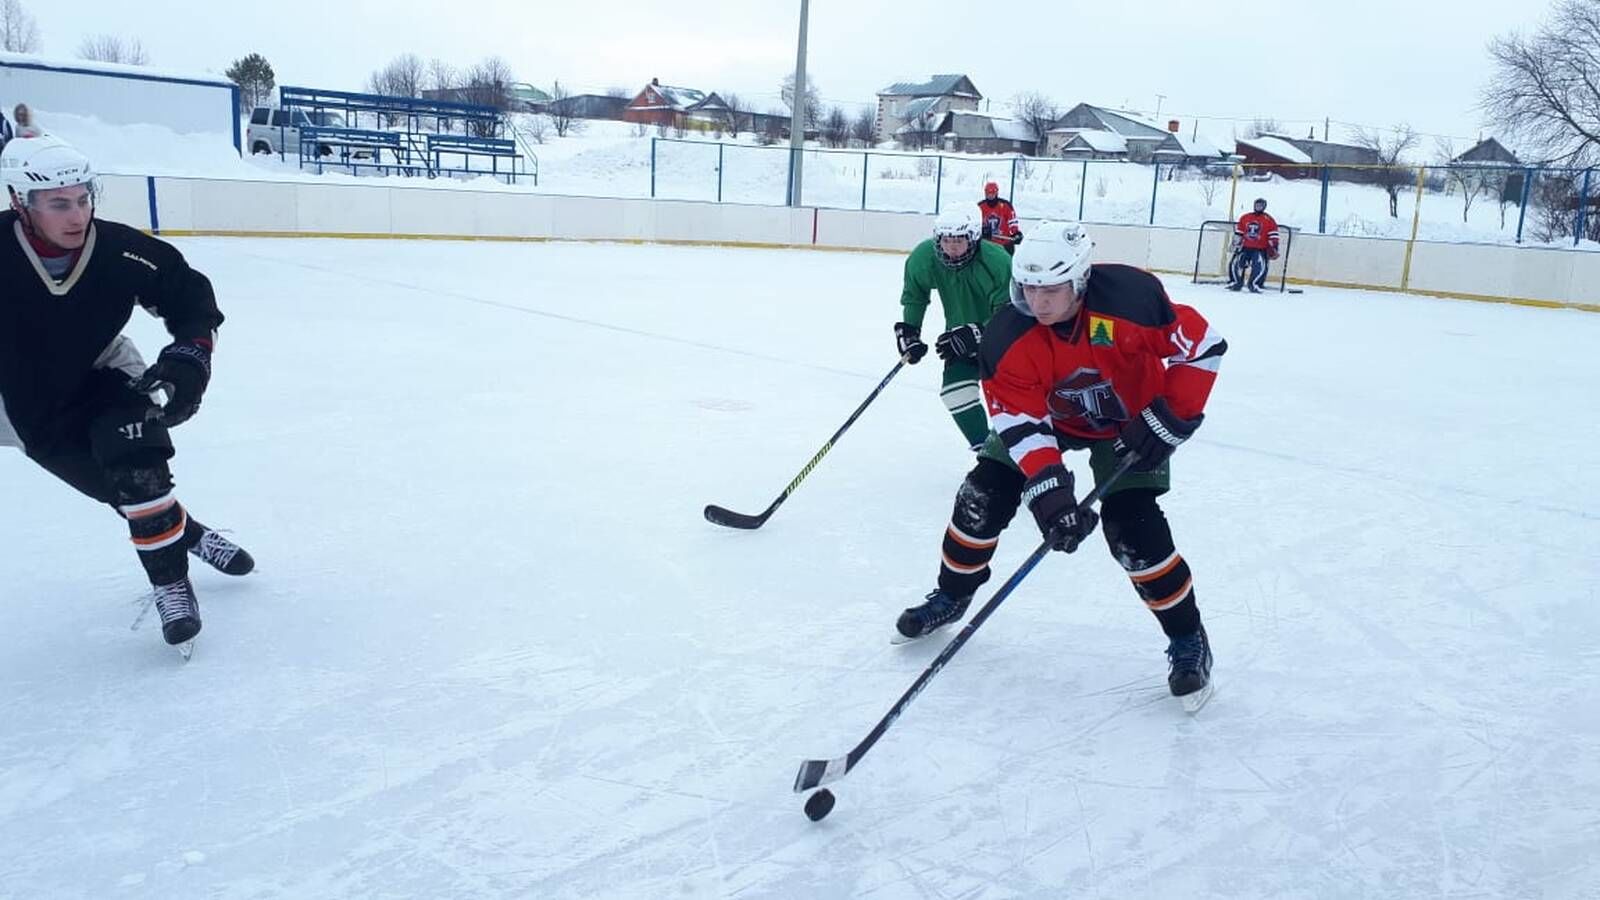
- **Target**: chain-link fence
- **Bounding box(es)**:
[648,138,1598,249]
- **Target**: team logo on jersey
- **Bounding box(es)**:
[1088,316,1115,346]
[1046,367,1128,432]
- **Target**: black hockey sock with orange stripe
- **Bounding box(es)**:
[1100,489,1203,639]
[111,466,190,587]
[936,458,1025,597]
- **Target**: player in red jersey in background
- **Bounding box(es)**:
[1227,197,1279,292]
[977,182,1022,255]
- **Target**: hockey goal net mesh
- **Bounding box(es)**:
[1191,219,1295,292]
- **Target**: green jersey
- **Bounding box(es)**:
[898,238,1013,331]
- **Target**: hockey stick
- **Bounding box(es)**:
[792,457,1137,792]
[704,357,908,530]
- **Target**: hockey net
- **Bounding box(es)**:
[1191,219,1296,292]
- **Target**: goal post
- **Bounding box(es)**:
[1191,219,1296,292]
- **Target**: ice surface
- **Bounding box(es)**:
[2,239,1597,898]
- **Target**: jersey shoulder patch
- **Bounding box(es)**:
[978,306,1037,380]
[1082,264,1175,328]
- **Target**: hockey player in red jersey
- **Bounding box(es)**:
[895,221,1223,706]
[977,182,1023,255]
[1227,197,1279,292]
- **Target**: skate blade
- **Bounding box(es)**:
[1179,681,1215,715]
[175,640,195,662]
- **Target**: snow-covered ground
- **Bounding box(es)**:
[3,238,1596,898]
[31,107,1580,249]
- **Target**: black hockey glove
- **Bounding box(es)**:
[1022,464,1099,553]
[1012,232,1022,245]
[130,339,212,427]
[934,323,983,364]
[894,322,929,365]
[1114,396,1201,472]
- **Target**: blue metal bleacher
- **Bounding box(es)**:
[277,86,527,184]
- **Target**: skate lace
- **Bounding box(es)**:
[152,581,197,626]
[191,530,240,570]
[1166,632,1207,669]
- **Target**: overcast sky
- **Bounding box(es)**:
[22,0,1553,153]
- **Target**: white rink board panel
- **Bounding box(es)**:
[136,176,1599,309]
[293,183,393,235]
[98,175,152,231]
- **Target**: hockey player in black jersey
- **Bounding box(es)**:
[0,135,253,652]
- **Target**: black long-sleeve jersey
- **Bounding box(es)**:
[0,211,223,452]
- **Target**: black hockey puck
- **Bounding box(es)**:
[803,788,836,821]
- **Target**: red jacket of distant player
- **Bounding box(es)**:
[1235,211,1280,254]
[978,197,1022,247]
[979,265,1226,478]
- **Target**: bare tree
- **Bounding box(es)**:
[851,107,876,146]
[1011,92,1060,156]
[781,73,820,127]
[606,86,632,99]
[1482,0,1600,166]
[1245,118,1284,138]
[522,113,549,144]
[717,91,743,137]
[758,108,787,145]
[225,53,275,114]
[0,0,40,53]
[1435,138,1490,223]
[1195,169,1226,207]
[78,34,148,65]
[368,53,425,99]
[460,56,515,136]
[821,105,849,147]
[426,58,458,94]
[1354,124,1419,217]
[547,79,582,138]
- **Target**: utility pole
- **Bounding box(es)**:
[787,0,811,207]
[1155,94,1166,119]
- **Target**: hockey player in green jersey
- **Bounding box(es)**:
[893,209,1014,450]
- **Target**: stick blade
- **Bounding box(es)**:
[704,504,766,530]
[793,755,849,793]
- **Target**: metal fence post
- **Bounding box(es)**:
[1574,168,1593,246]
[1400,166,1427,292]
[1149,162,1161,225]
[1078,160,1088,220]
[650,138,657,199]
[1515,166,1533,243]
[934,155,944,213]
[717,142,724,203]
[1009,156,1018,200]
[1319,165,1330,234]
[861,152,869,210]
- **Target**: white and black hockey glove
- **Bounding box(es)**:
[130,339,212,427]
[1114,397,1202,473]
[1022,464,1099,553]
[934,323,983,364]
[894,322,929,365]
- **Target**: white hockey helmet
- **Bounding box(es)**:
[2,135,98,208]
[932,208,981,268]
[1009,221,1094,315]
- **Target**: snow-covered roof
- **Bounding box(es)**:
[634,83,707,112]
[941,110,1034,143]
[0,50,233,88]
[1155,134,1223,158]
[879,74,979,98]
[1238,135,1312,164]
[900,96,943,123]
[1066,130,1128,153]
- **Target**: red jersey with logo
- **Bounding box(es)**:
[979,264,1226,478]
[1235,211,1280,252]
[978,197,1021,246]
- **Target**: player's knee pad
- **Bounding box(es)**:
[953,458,1025,539]
[88,406,173,470]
